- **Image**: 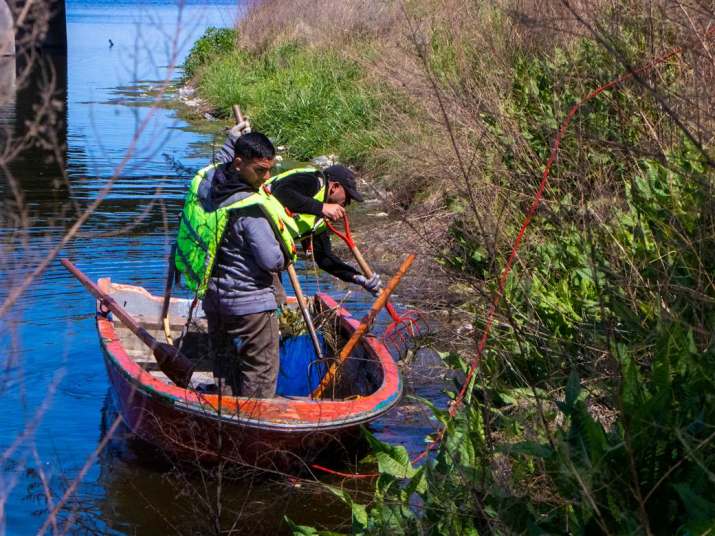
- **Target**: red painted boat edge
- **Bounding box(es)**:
[96,281,403,435]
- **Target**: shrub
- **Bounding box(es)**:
[183,27,237,80]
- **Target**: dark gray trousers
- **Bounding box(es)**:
[207,311,279,398]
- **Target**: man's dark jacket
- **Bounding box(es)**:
[270,171,358,283]
[201,164,286,317]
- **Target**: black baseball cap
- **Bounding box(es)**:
[324,165,364,202]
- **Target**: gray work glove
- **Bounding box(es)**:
[354,273,382,296]
[217,120,253,165]
[228,119,251,140]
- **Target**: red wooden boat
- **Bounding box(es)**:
[94,278,402,470]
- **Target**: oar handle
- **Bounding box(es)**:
[231,104,252,134]
[60,259,194,387]
[62,259,144,336]
[286,264,324,361]
[327,215,402,320]
[350,245,373,278]
[232,105,245,124]
[312,254,415,399]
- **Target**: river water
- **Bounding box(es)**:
[0,1,442,534]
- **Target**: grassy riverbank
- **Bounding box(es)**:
[186,1,715,533]
[182,27,380,162]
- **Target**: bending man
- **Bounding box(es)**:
[268,164,381,295]
[216,134,380,296]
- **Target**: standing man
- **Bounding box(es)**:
[215,131,381,296]
[174,132,296,398]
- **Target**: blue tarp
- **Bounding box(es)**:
[276,334,329,396]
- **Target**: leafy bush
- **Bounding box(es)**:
[301,21,714,536]
[183,27,237,80]
[315,142,714,533]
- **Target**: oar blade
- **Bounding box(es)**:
[152,342,194,388]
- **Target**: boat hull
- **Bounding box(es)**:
[97,287,401,470]
[103,357,363,469]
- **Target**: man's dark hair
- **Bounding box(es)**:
[233,132,275,160]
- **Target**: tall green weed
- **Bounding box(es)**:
[192,38,377,161]
[183,27,237,80]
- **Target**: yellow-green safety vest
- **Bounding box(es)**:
[174,164,297,298]
[265,167,328,240]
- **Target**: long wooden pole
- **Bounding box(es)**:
[232,104,244,124]
[312,254,415,399]
[285,264,324,361]
[348,243,373,279]
[160,245,176,344]
[230,104,326,364]
[231,103,322,360]
[61,259,194,387]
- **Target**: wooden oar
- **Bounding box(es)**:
[232,104,251,133]
[160,245,176,344]
[286,264,324,361]
[312,254,415,399]
[61,259,194,388]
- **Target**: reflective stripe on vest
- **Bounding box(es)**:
[174,164,297,298]
[266,167,328,239]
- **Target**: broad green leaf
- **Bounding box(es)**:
[284,516,345,536]
[404,466,427,496]
[674,483,715,532]
[365,432,416,478]
[504,441,554,459]
[351,503,368,532]
[565,369,581,411]
[375,448,416,479]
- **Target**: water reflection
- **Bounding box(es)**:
[4,49,69,213]
[0,55,14,125]
[88,395,352,535]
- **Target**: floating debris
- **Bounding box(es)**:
[311,154,338,168]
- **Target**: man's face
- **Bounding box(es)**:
[233,156,275,189]
[327,181,348,206]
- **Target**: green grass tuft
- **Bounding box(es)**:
[195,41,377,162]
[183,27,238,80]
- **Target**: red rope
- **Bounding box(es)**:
[312,28,714,480]
[311,463,378,478]
[447,44,689,419]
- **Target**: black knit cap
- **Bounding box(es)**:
[323,165,363,202]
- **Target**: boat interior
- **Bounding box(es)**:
[101,281,385,401]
